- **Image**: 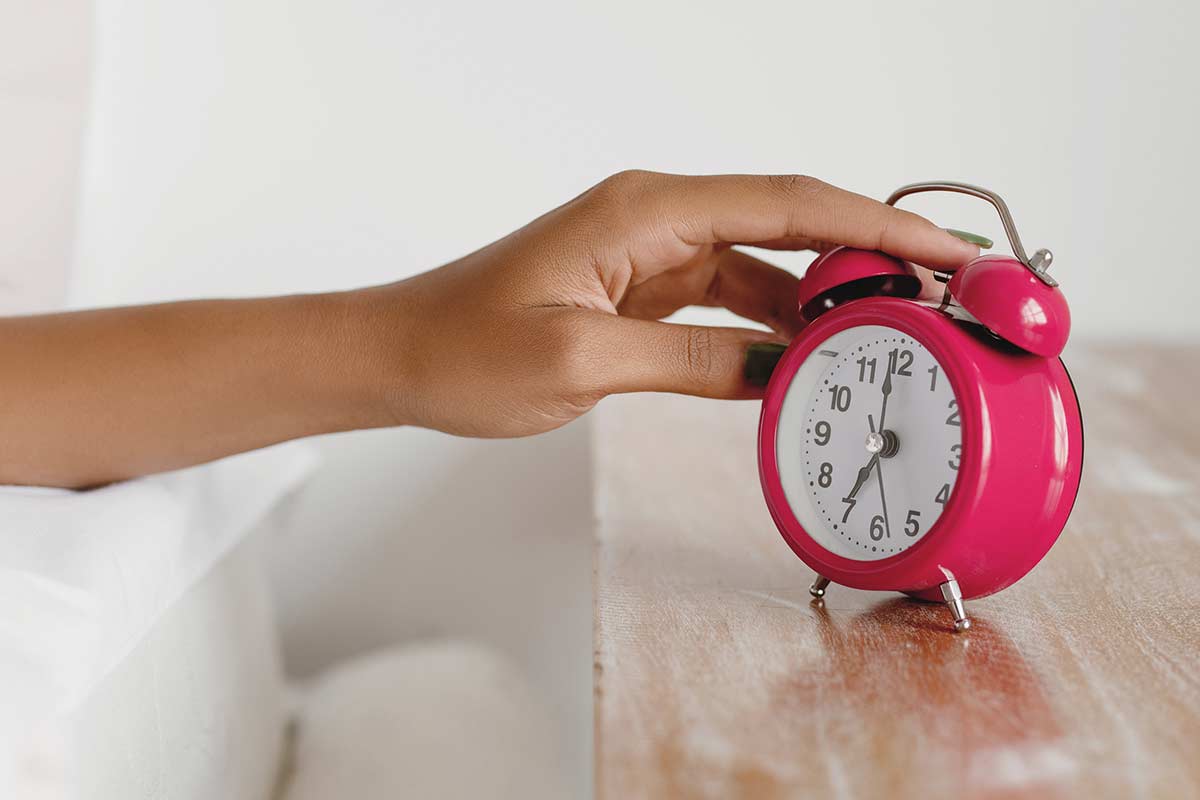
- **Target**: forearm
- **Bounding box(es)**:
[0,290,400,488]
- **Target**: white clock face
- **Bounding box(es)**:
[775,325,962,561]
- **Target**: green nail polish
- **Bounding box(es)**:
[744,342,788,387]
[945,228,993,249]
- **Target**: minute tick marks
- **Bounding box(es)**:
[798,325,961,560]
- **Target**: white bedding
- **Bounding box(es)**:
[0,442,317,800]
[67,533,285,800]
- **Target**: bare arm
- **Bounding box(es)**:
[0,292,394,487]
[0,173,976,489]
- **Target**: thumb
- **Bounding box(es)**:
[588,314,784,400]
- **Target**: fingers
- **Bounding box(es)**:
[585,313,779,400]
[744,236,836,253]
[600,171,978,272]
[618,247,806,337]
[705,249,806,336]
[683,174,979,270]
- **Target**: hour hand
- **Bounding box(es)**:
[844,453,880,502]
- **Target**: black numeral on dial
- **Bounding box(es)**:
[856,356,877,384]
[813,420,831,446]
[869,515,887,541]
[818,462,833,488]
[946,399,960,426]
[827,385,851,412]
[948,444,962,471]
[887,348,913,376]
[935,483,951,505]
[904,509,921,537]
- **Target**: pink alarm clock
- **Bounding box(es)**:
[758,181,1083,632]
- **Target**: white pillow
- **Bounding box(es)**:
[283,641,568,800]
[0,442,317,799]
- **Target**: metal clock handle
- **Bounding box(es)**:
[885,181,1057,287]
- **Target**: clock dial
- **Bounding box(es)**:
[775,325,961,561]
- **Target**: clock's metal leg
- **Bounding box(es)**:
[939,578,971,632]
[809,575,831,599]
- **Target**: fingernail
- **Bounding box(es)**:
[945,226,993,257]
[944,228,993,249]
[744,342,788,387]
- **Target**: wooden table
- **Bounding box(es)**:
[594,343,1200,800]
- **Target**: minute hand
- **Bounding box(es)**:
[878,362,893,431]
[877,460,893,539]
[875,363,894,537]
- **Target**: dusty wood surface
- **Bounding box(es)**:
[594,343,1200,800]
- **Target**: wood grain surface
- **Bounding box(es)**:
[594,343,1200,800]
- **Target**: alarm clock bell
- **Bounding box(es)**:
[797,248,921,322]
[796,182,1071,358]
[889,181,1071,358]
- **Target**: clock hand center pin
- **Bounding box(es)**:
[864,430,899,459]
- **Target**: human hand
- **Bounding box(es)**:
[359,171,979,438]
[0,171,978,487]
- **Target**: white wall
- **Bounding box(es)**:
[0,0,90,314]
[66,0,1200,796]
[73,0,1200,338]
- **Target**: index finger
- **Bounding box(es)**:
[661,174,979,272]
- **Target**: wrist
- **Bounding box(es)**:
[316,283,418,431]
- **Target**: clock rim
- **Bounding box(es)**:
[758,297,985,593]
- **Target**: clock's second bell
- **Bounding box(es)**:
[948,255,1071,357]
